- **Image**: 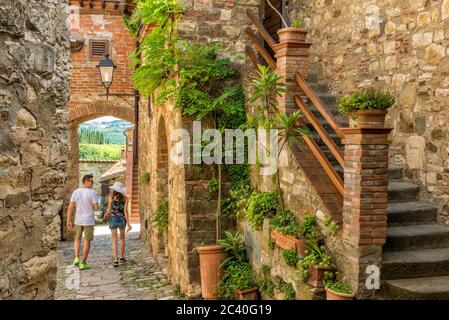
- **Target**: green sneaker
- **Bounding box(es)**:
[79,263,91,270]
[73,257,80,266]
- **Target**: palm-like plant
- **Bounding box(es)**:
[217,231,247,268]
[250,65,312,211]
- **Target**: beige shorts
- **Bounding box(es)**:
[74,225,94,242]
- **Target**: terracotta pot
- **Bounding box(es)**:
[277,27,308,43]
[197,244,227,299]
[308,265,335,287]
[325,287,355,300]
[349,109,387,128]
[271,229,306,256]
[234,287,259,300]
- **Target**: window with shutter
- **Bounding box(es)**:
[89,40,109,61]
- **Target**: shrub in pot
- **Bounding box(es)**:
[325,280,355,300]
[218,261,258,300]
[270,210,305,255]
[297,238,335,287]
[337,89,395,128]
[266,0,309,43]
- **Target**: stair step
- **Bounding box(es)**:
[383,248,449,280]
[385,224,449,250]
[388,165,403,180]
[387,202,438,226]
[385,276,449,299]
[388,182,420,202]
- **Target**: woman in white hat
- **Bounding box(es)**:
[103,181,132,267]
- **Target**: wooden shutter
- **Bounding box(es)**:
[89,39,109,60]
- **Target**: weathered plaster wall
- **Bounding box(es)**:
[0,0,71,299]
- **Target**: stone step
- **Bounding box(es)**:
[387,202,438,226]
[385,224,449,250]
[308,83,328,94]
[384,276,449,300]
[387,165,404,180]
[388,182,420,202]
[383,248,449,280]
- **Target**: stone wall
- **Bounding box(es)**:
[79,160,117,195]
[0,0,70,299]
[287,0,449,223]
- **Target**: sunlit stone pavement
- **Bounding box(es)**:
[55,224,176,300]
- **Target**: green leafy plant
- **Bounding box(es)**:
[291,18,304,28]
[271,209,300,238]
[282,249,299,267]
[250,67,311,212]
[296,238,335,281]
[255,265,275,298]
[218,261,257,300]
[337,89,395,116]
[217,231,246,268]
[245,191,278,229]
[140,171,151,185]
[324,280,352,294]
[208,178,219,194]
[323,215,339,236]
[298,214,318,240]
[153,199,169,233]
[267,237,275,250]
[278,280,295,300]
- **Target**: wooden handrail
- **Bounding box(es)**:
[246,9,277,51]
[245,47,260,69]
[245,27,276,69]
[294,95,344,167]
[303,136,344,195]
[295,74,345,140]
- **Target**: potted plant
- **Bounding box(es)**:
[197,244,228,300]
[216,232,259,300]
[270,209,305,255]
[297,237,336,287]
[266,0,308,43]
[324,280,355,300]
[337,89,395,128]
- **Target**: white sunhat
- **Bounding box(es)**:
[110,181,126,195]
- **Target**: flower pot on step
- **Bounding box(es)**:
[325,287,355,300]
[308,265,335,287]
[271,229,305,256]
[349,109,387,128]
[233,287,259,300]
[197,244,227,300]
[277,27,308,43]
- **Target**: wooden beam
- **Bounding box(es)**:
[79,0,84,7]
[295,73,345,140]
[245,27,276,69]
[303,136,344,196]
[89,0,94,8]
[246,9,277,51]
[245,47,261,69]
[102,0,106,9]
[295,95,344,167]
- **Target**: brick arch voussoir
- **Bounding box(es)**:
[69,101,135,124]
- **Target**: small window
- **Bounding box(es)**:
[89,39,109,60]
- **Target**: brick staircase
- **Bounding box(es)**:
[129,164,140,223]
[301,67,449,299]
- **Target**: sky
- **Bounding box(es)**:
[84,116,120,123]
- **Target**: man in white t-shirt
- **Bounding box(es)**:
[67,174,99,270]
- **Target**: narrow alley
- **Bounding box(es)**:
[55,224,176,300]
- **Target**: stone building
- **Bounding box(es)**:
[79,159,118,195]
[64,0,138,239]
[0,0,70,299]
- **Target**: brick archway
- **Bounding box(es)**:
[63,100,135,240]
[69,100,134,124]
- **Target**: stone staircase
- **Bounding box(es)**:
[301,68,449,300]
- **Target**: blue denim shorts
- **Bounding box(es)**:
[109,216,126,230]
